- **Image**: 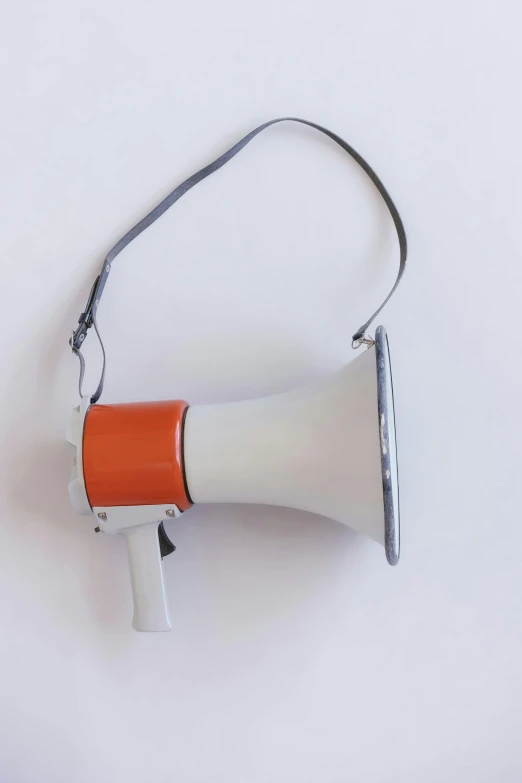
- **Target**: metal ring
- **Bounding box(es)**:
[352,335,375,350]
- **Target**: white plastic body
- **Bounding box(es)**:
[93,504,181,632]
[124,524,171,632]
[66,401,178,632]
[184,345,386,546]
[66,396,92,516]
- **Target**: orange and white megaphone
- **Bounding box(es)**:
[67,118,407,631]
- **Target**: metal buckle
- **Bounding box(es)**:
[351,334,375,350]
[70,276,99,352]
[70,325,88,352]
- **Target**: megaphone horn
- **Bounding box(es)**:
[67,118,407,631]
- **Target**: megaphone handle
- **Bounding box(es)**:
[123,523,172,632]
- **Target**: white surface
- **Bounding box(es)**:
[185,345,386,544]
[0,0,521,780]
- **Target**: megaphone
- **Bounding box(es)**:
[67,118,407,631]
[67,326,399,630]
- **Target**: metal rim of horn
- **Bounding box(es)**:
[375,325,400,567]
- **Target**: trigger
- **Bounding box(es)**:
[158,522,176,558]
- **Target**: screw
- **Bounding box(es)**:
[105,264,110,274]
[165,509,176,517]
[97,512,107,520]
[79,334,85,342]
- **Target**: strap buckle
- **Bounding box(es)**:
[70,276,99,353]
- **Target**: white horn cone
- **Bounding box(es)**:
[184,326,399,563]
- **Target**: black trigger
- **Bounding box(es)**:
[158,521,176,558]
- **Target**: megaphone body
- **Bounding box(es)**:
[67,326,399,631]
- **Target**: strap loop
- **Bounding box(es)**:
[71,117,407,404]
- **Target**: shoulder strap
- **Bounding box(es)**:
[70,117,407,403]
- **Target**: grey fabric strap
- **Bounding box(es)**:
[71,117,407,403]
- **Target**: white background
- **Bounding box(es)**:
[1,1,521,781]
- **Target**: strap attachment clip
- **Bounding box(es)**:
[70,276,100,353]
[352,334,375,350]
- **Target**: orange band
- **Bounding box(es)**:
[83,400,192,510]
